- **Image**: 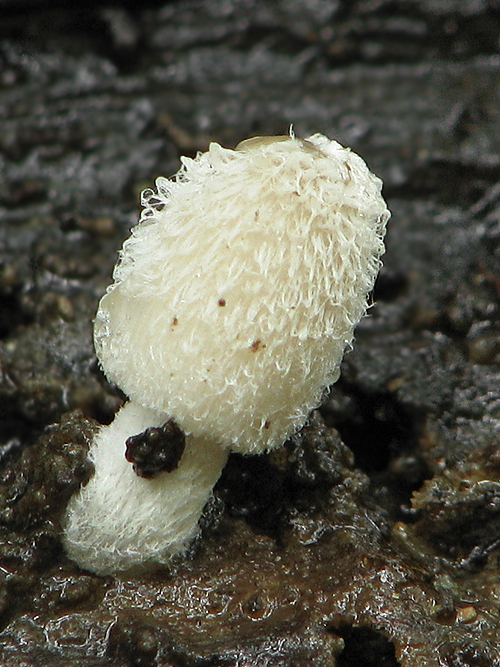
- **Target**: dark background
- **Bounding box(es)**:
[1,2,500,665]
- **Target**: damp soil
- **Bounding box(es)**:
[2,1,500,665]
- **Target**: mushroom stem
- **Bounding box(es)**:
[63,402,229,575]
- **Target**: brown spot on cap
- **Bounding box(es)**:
[172,317,178,326]
[264,420,271,430]
[218,298,226,307]
[250,339,266,352]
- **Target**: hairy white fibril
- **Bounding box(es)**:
[63,133,390,575]
[64,402,228,574]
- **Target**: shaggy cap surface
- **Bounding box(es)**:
[94,134,390,453]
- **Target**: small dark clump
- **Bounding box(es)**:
[125,420,186,479]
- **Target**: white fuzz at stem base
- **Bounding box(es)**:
[63,402,228,575]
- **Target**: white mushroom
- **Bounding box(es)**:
[63,132,390,575]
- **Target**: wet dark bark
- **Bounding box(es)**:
[1,1,500,665]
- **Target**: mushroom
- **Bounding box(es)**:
[63,132,390,575]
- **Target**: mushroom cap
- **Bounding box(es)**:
[94,134,389,453]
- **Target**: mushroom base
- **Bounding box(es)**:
[62,402,229,575]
